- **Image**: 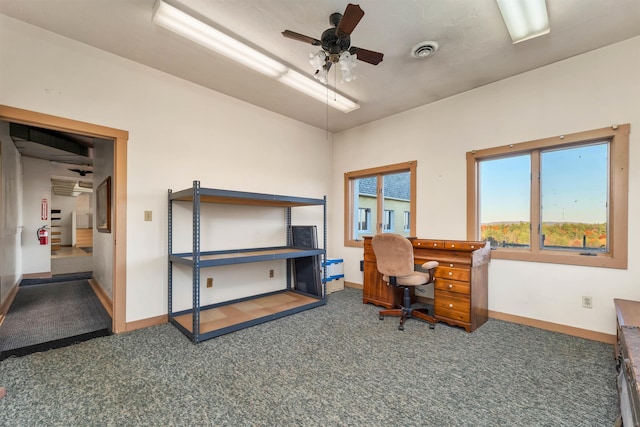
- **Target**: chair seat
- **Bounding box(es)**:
[382,271,430,286]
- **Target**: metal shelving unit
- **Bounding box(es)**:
[168,181,327,343]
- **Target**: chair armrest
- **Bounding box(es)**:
[422,261,439,270]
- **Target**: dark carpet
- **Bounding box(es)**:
[0,288,618,426]
[0,279,111,360]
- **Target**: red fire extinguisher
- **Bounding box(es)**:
[37,225,49,245]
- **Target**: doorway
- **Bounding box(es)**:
[0,104,128,333]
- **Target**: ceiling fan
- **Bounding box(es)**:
[68,168,93,177]
[282,3,384,81]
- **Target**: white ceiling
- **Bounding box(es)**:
[1,0,639,133]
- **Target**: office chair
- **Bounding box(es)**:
[371,233,439,330]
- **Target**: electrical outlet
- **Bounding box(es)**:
[582,296,593,309]
[269,269,274,278]
[206,277,213,288]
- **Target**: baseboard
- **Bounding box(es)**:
[126,314,167,332]
[345,281,362,290]
[88,278,113,318]
[489,310,615,344]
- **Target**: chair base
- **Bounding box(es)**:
[379,286,436,330]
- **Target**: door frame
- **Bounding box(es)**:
[0,104,128,333]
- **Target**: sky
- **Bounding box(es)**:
[479,142,608,224]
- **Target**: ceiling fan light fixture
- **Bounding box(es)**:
[309,51,329,83]
[338,51,357,83]
[496,0,550,43]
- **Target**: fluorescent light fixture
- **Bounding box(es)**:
[153,1,287,78]
[279,70,360,113]
[152,0,359,113]
[496,0,550,43]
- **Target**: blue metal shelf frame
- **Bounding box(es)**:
[168,180,327,344]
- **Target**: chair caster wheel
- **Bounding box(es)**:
[398,325,404,331]
[379,315,384,320]
[429,323,435,330]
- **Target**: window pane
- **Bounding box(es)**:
[382,172,410,236]
[540,143,608,252]
[358,208,370,231]
[404,211,410,231]
[383,210,393,230]
[479,155,531,248]
[353,176,377,240]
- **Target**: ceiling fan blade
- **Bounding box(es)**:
[349,47,384,65]
[336,3,364,36]
[282,30,321,46]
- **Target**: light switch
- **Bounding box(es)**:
[144,210,152,221]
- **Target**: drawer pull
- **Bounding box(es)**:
[433,243,437,247]
[449,303,453,308]
[471,245,475,249]
[449,272,452,276]
[451,244,455,248]
[449,263,453,267]
[448,284,453,289]
[417,242,421,246]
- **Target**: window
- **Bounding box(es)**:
[467,125,629,268]
[383,210,393,231]
[345,161,416,246]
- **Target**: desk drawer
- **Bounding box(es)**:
[435,291,470,322]
[443,241,484,251]
[413,240,445,249]
[435,278,470,295]
[435,266,470,282]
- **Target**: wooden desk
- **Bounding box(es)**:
[614,299,640,426]
[363,236,490,332]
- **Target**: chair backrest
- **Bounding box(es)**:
[371,233,415,277]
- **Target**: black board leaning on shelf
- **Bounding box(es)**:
[291,225,322,297]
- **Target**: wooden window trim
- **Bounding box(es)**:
[466,124,629,269]
[344,161,417,248]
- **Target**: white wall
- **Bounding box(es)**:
[92,139,114,298]
[333,36,640,335]
[0,120,22,305]
[0,15,333,323]
[20,157,53,274]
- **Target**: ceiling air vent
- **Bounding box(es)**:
[411,41,439,59]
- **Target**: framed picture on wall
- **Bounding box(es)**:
[96,176,111,233]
